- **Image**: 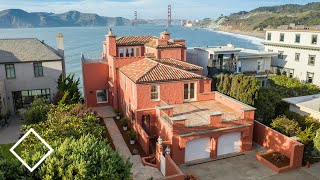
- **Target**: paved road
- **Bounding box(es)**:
[0,115,22,145]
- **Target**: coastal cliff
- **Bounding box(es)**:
[192,2,320,39]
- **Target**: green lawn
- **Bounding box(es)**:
[0,143,22,160]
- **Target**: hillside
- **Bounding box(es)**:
[0,9,141,28]
[193,2,320,38]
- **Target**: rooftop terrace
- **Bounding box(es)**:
[173,100,243,127]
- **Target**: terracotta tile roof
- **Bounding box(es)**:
[154,58,203,71]
[116,36,155,46]
[145,40,183,48]
[120,58,203,83]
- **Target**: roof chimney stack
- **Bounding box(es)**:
[56,33,66,78]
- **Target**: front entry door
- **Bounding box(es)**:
[184,83,196,101]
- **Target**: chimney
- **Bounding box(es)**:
[56,33,66,78]
[106,28,117,57]
[160,28,171,40]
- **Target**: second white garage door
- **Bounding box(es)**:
[185,137,211,162]
[217,132,241,156]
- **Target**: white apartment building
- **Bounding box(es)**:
[0,34,65,113]
[187,44,277,86]
[264,24,320,86]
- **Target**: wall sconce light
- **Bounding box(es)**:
[89,89,93,94]
[165,146,171,155]
[157,136,163,145]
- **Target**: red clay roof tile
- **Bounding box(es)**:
[119,58,203,83]
[116,36,155,46]
[154,58,203,71]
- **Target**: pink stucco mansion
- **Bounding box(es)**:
[81,29,256,165]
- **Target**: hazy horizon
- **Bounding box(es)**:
[0,0,317,20]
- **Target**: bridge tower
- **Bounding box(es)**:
[168,5,172,27]
[134,11,138,26]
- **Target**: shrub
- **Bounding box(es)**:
[38,135,132,179]
[314,129,320,152]
[23,97,49,125]
[298,125,317,160]
[120,117,129,127]
[128,130,136,140]
[19,103,132,179]
[270,115,301,137]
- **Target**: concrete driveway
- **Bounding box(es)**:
[0,115,22,144]
[180,144,319,180]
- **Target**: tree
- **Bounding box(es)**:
[53,74,81,105]
[270,115,301,137]
[38,135,132,180]
[213,74,260,106]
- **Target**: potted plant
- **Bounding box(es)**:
[128,130,136,144]
[114,108,121,120]
[120,117,129,131]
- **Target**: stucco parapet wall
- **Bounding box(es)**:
[214,91,256,110]
[179,124,251,137]
[171,115,187,121]
[199,91,215,95]
[156,105,175,110]
[241,107,256,111]
[208,112,224,116]
[263,42,320,51]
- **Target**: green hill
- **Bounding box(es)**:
[195,2,320,37]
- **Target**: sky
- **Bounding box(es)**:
[0,0,317,19]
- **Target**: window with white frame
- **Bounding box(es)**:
[278,51,284,59]
[308,55,316,66]
[267,33,272,41]
[307,72,314,83]
[96,90,108,103]
[119,48,124,57]
[150,85,160,101]
[295,53,300,61]
[312,35,318,45]
[280,33,285,42]
[5,64,15,79]
[295,34,301,43]
[289,69,294,78]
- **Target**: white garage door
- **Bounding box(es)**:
[217,132,241,156]
[185,137,211,162]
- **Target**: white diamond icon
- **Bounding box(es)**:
[10,128,54,172]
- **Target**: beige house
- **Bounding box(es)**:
[283,94,320,120]
[0,35,65,113]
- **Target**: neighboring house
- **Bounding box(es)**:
[82,29,256,165]
[0,35,65,113]
[187,44,277,86]
[283,94,320,120]
[264,24,320,86]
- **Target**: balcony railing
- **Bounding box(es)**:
[160,110,173,127]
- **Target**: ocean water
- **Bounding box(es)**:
[0,25,263,90]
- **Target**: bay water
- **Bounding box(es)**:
[0,25,263,90]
